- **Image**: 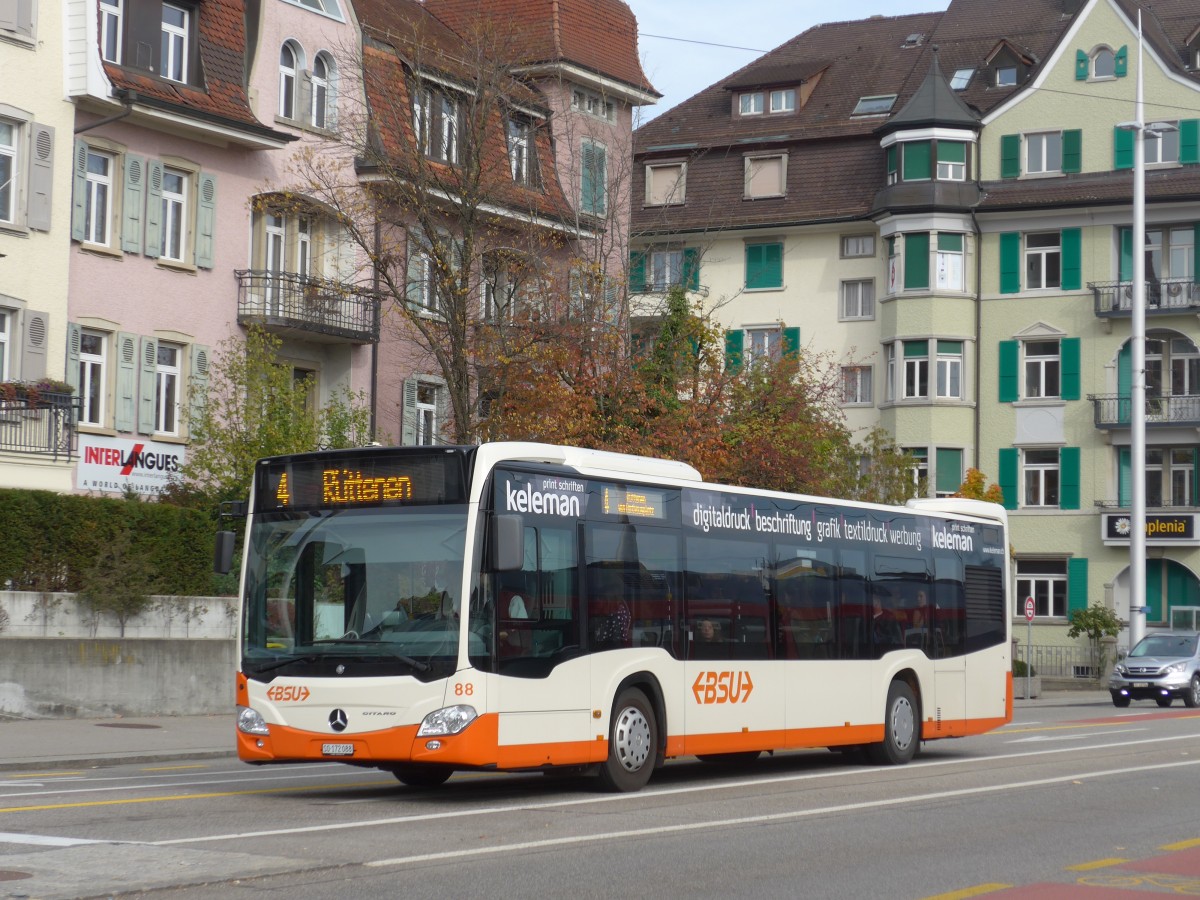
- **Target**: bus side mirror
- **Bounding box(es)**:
[492,515,523,572]
[214,530,236,575]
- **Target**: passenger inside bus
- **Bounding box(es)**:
[590,568,631,650]
[871,595,904,653]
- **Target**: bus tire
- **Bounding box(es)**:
[867,680,918,766]
[598,688,658,792]
[389,764,453,788]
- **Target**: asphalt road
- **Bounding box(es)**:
[3,696,1200,899]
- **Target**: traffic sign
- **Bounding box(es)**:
[1024,597,1035,622]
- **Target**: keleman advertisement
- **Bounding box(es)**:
[77,435,184,496]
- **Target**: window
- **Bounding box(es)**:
[645,162,685,206]
[160,167,187,262]
[1016,560,1067,618]
[161,4,189,83]
[1025,232,1060,289]
[840,279,874,320]
[936,341,963,399]
[403,378,444,445]
[412,85,458,164]
[1024,340,1061,398]
[0,311,7,379]
[416,383,438,445]
[886,145,898,185]
[935,233,965,290]
[745,327,781,367]
[852,95,897,116]
[83,148,113,246]
[100,0,121,62]
[79,329,106,426]
[906,446,929,486]
[744,154,785,199]
[1023,449,1060,507]
[950,68,973,90]
[311,54,330,129]
[902,340,929,399]
[1,0,35,40]
[286,0,343,18]
[739,92,763,115]
[581,140,606,215]
[0,119,14,224]
[1025,131,1062,174]
[650,249,682,291]
[935,448,963,497]
[936,142,966,180]
[1146,124,1180,165]
[769,89,795,113]
[155,342,180,435]
[408,248,435,312]
[841,234,875,258]
[745,241,783,290]
[841,366,872,405]
[278,43,297,119]
[506,118,529,183]
[1170,448,1194,507]
[1092,48,1115,78]
[572,89,614,121]
[996,66,1017,86]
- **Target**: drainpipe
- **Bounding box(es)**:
[370,217,381,437]
[74,89,137,134]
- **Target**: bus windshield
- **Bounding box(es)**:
[241,505,468,681]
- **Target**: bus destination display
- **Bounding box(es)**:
[256,453,466,511]
[602,485,666,520]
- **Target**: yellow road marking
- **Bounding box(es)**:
[1162,837,1200,851]
[3,772,84,779]
[920,884,1011,900]
[141,765,209,772]
[1066,858,1127,871]
[0,780,384,814]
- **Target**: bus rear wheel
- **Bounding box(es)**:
[866,680,918,766]
[598,688,658,792]
[389,764,453,789]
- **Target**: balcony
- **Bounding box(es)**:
[236,270,380,344]
[0,391,79,461]
[1088,393,1200,428]
[1088,278,1200,318]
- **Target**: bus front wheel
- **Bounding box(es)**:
[598,688,658,792]
[867,680,918,766]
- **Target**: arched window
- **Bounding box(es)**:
[278,43,298,119]
[1092,47,1115,78]
[311,53,332,129]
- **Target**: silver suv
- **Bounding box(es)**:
[1109,632,1200,708]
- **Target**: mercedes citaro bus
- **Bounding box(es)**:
[218,442,1013,792]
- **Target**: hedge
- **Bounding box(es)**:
[0,489,215,595]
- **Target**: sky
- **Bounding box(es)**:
[625,0,949,122]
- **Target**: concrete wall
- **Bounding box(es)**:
[0,638,235,718]
[0,592,237,640]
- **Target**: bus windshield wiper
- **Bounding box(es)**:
[310,638,431,672]
[248,654,320,675]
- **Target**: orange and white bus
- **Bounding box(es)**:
[223,442,1013,792]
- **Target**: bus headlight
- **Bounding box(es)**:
[417,705,477,737]
[237,705,270,736]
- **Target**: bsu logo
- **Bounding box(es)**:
[692,670,754,704]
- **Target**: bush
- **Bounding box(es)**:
[1013,659,1037,677]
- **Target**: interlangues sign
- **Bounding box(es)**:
[76,434,184,496]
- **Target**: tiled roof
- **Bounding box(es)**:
[979,167,1200,211]
[101,0,276,138]
[424,0,656,96]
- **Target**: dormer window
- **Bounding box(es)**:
[950,68,973,90]
[160,3,189,83]
[100,0,122,62]
[739,92,764,116]
[996,66,1017,87]
[572,89,615,121]
[412,84,459,164]
[769,89,795,113]
[853,95,897,116]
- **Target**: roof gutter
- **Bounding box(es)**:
[74,88,136,134]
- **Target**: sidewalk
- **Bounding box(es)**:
[0,690,1115,772]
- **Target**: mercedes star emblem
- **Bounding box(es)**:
[329,709,348,732]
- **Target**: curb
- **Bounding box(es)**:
[0,749,237,773]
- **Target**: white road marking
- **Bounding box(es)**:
[0,831,105,846]
[1008,728,1144,743]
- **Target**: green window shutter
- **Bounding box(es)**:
[1118,341,1132,424]
[1000,134,1021,179]
[1182,120,1200,165]
[1060,337,1081,400]
[1114,126,1134,170]
[628,250,646,293]
[115,333,137,432]
[70,139,87,242]
[1114,45,1128,77]
[1119,226,1133,281]
[937,340,962,354]
[1194,223,1200,284]
[1062,130,1082,174]
[746,243,782,289]
[194,173,217,269]
[935,448,963,495]
[999,340,1019,402]
[121,155,145,254]
[1059,446,1081,510]
[1000,232,1021,293]
[1146,559,1163,622]
[904,339,928,358]
[1061,227,1082,290]
[144,160,164,260]
[401,379,417,445]
[188,344,209,436]
[1194,448,1199,506]
[937,232,963,252]
[782,326,800,359]
[998,447,1018,510]
[1118,446,1131,507]
[902,141,931,181]
[1067,558,1089,616]
[683,247,700,291]
[903,232,929,290]
[1075,49,1089,81]
[137,336,158,435]
[724,329,744,374]
[65,323,81,393]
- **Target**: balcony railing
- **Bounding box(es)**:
[236,270,380,344]
[1088,278,1200,317]
[0,392,79,460]
[1088,392,1200,428]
